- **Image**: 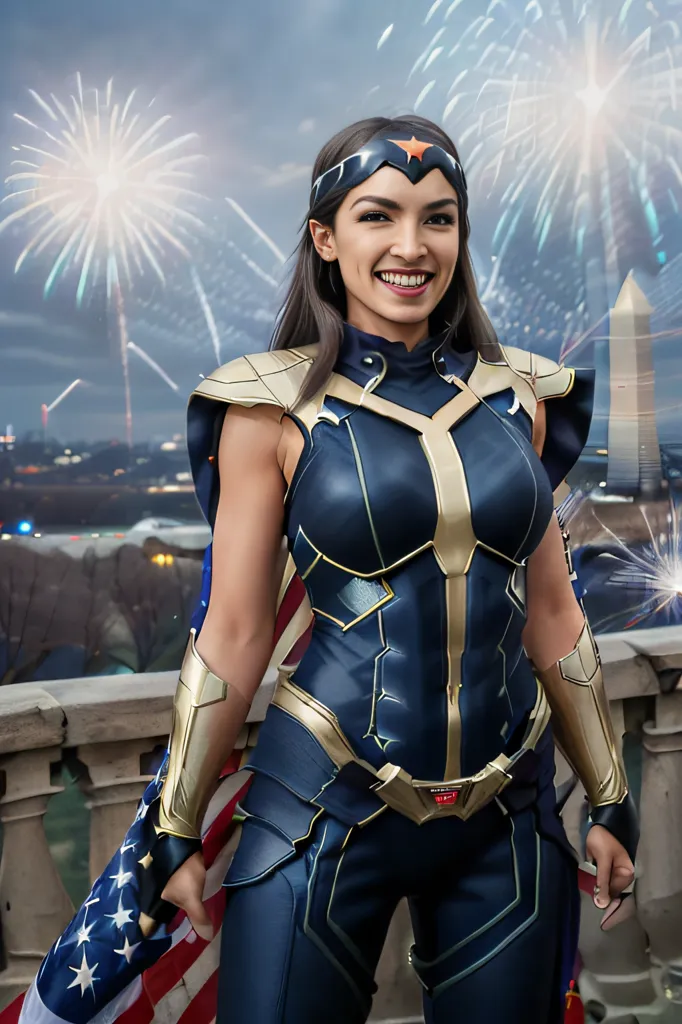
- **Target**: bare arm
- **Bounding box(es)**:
[189,402,287,786]
[521,509,585,670]
[521,400,636,891]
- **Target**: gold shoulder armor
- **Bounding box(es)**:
[501,346,575,402]
[192,343,320,411]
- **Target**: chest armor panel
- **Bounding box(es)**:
[281,357,554,780]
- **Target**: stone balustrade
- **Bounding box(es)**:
[0,626,680,1021]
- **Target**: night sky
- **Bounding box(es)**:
[0,0,680,444]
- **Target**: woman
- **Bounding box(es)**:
[25,115,637,1024]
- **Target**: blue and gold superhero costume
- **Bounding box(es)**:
[185,323,597,1023]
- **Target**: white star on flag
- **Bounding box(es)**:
[133,799,149,823]
[66,950,99,997]
[76,921,95,946]
[119,840,137,855]
[113,935,141,964]
[105,893,135,930]
[109,863,133,890]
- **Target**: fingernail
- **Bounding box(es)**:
[594,895,609,909]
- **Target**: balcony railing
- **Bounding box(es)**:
[0,626,680,1021]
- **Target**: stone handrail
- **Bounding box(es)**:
[0,626,680,1020]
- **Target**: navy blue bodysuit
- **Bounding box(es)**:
[187,324,595,1024]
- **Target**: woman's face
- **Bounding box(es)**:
[310,165,460,340]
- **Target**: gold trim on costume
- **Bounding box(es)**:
[363,606,392,753]
[158,629,251,840]
[345,418,386,569]
[324,372,482,779]
[532,620,628,807]
[273,675,550,826]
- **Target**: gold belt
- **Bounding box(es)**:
[271,675,552,826]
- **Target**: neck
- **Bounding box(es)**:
[345,297,429,351]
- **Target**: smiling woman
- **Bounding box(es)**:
[27,114,636,1024]
[272,115,502,404]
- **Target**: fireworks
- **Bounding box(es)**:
[0,74,205,446]
[41,378,87,437]
[596,497,682,628]
[388,0,682,306]
[129,201,285,377]
[0,74,204,303]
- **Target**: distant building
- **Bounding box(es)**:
[606,274,663,496]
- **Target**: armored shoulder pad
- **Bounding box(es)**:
[192,344,319,411]
[500,345,575,402]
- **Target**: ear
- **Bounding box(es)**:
[308,219,337,263]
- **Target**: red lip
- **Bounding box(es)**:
[375,268,435,275]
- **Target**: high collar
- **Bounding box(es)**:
[335,322,475,384]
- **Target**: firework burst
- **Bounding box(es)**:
[596,497,682,628]
[391,0,682,304]
[0,74,205,445]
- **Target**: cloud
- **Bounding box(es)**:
[0,310,87,343]
[298,118,316,134]
[0,345,101,371]
[252,162,313,188]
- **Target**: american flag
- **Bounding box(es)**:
[0,553,313,1024]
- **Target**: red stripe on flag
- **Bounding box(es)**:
[141,889,225,1006]
[272,573,306,646]
[0,992,24,1023]
[283,619,313,666]
[577,867,596,897]
[115,996,154,1024]
[178,967,219,1024]
[219,749,243,779]
[114,984,155,1024]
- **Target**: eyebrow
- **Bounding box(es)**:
[349,194,459,212]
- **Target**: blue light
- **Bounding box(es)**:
[17,520,33,534]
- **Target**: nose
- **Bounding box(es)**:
[389,221,428,264]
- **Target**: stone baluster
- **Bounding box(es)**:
[75,737,168,881]
[0,685,72,1009]
[0,747,74,1009]
[637,693,682,1008]
[371,899,422,1022]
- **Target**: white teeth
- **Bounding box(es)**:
[378,272,428,288]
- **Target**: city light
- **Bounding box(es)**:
[152,553,175,567]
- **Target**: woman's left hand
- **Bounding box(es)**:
[585,824,635,926]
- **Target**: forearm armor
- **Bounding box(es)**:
[532,526,638,861]
[159,628,251,840]
[137,629,251,936]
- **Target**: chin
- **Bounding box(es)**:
[382,303,434,324]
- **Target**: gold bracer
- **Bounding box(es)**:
[158,628,251,840]
[533,618,627,808]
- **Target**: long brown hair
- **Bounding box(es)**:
[271,114,502,405]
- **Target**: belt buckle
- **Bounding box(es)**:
[425,781,471,815]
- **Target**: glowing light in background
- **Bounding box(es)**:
[382,0,682,307]
[0,73,205,445]
[598,498,682,628]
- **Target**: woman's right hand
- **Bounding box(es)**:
[160,851,214,941]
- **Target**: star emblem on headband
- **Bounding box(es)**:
[388,136,434,162]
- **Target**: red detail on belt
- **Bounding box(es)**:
[432,790,459,805]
